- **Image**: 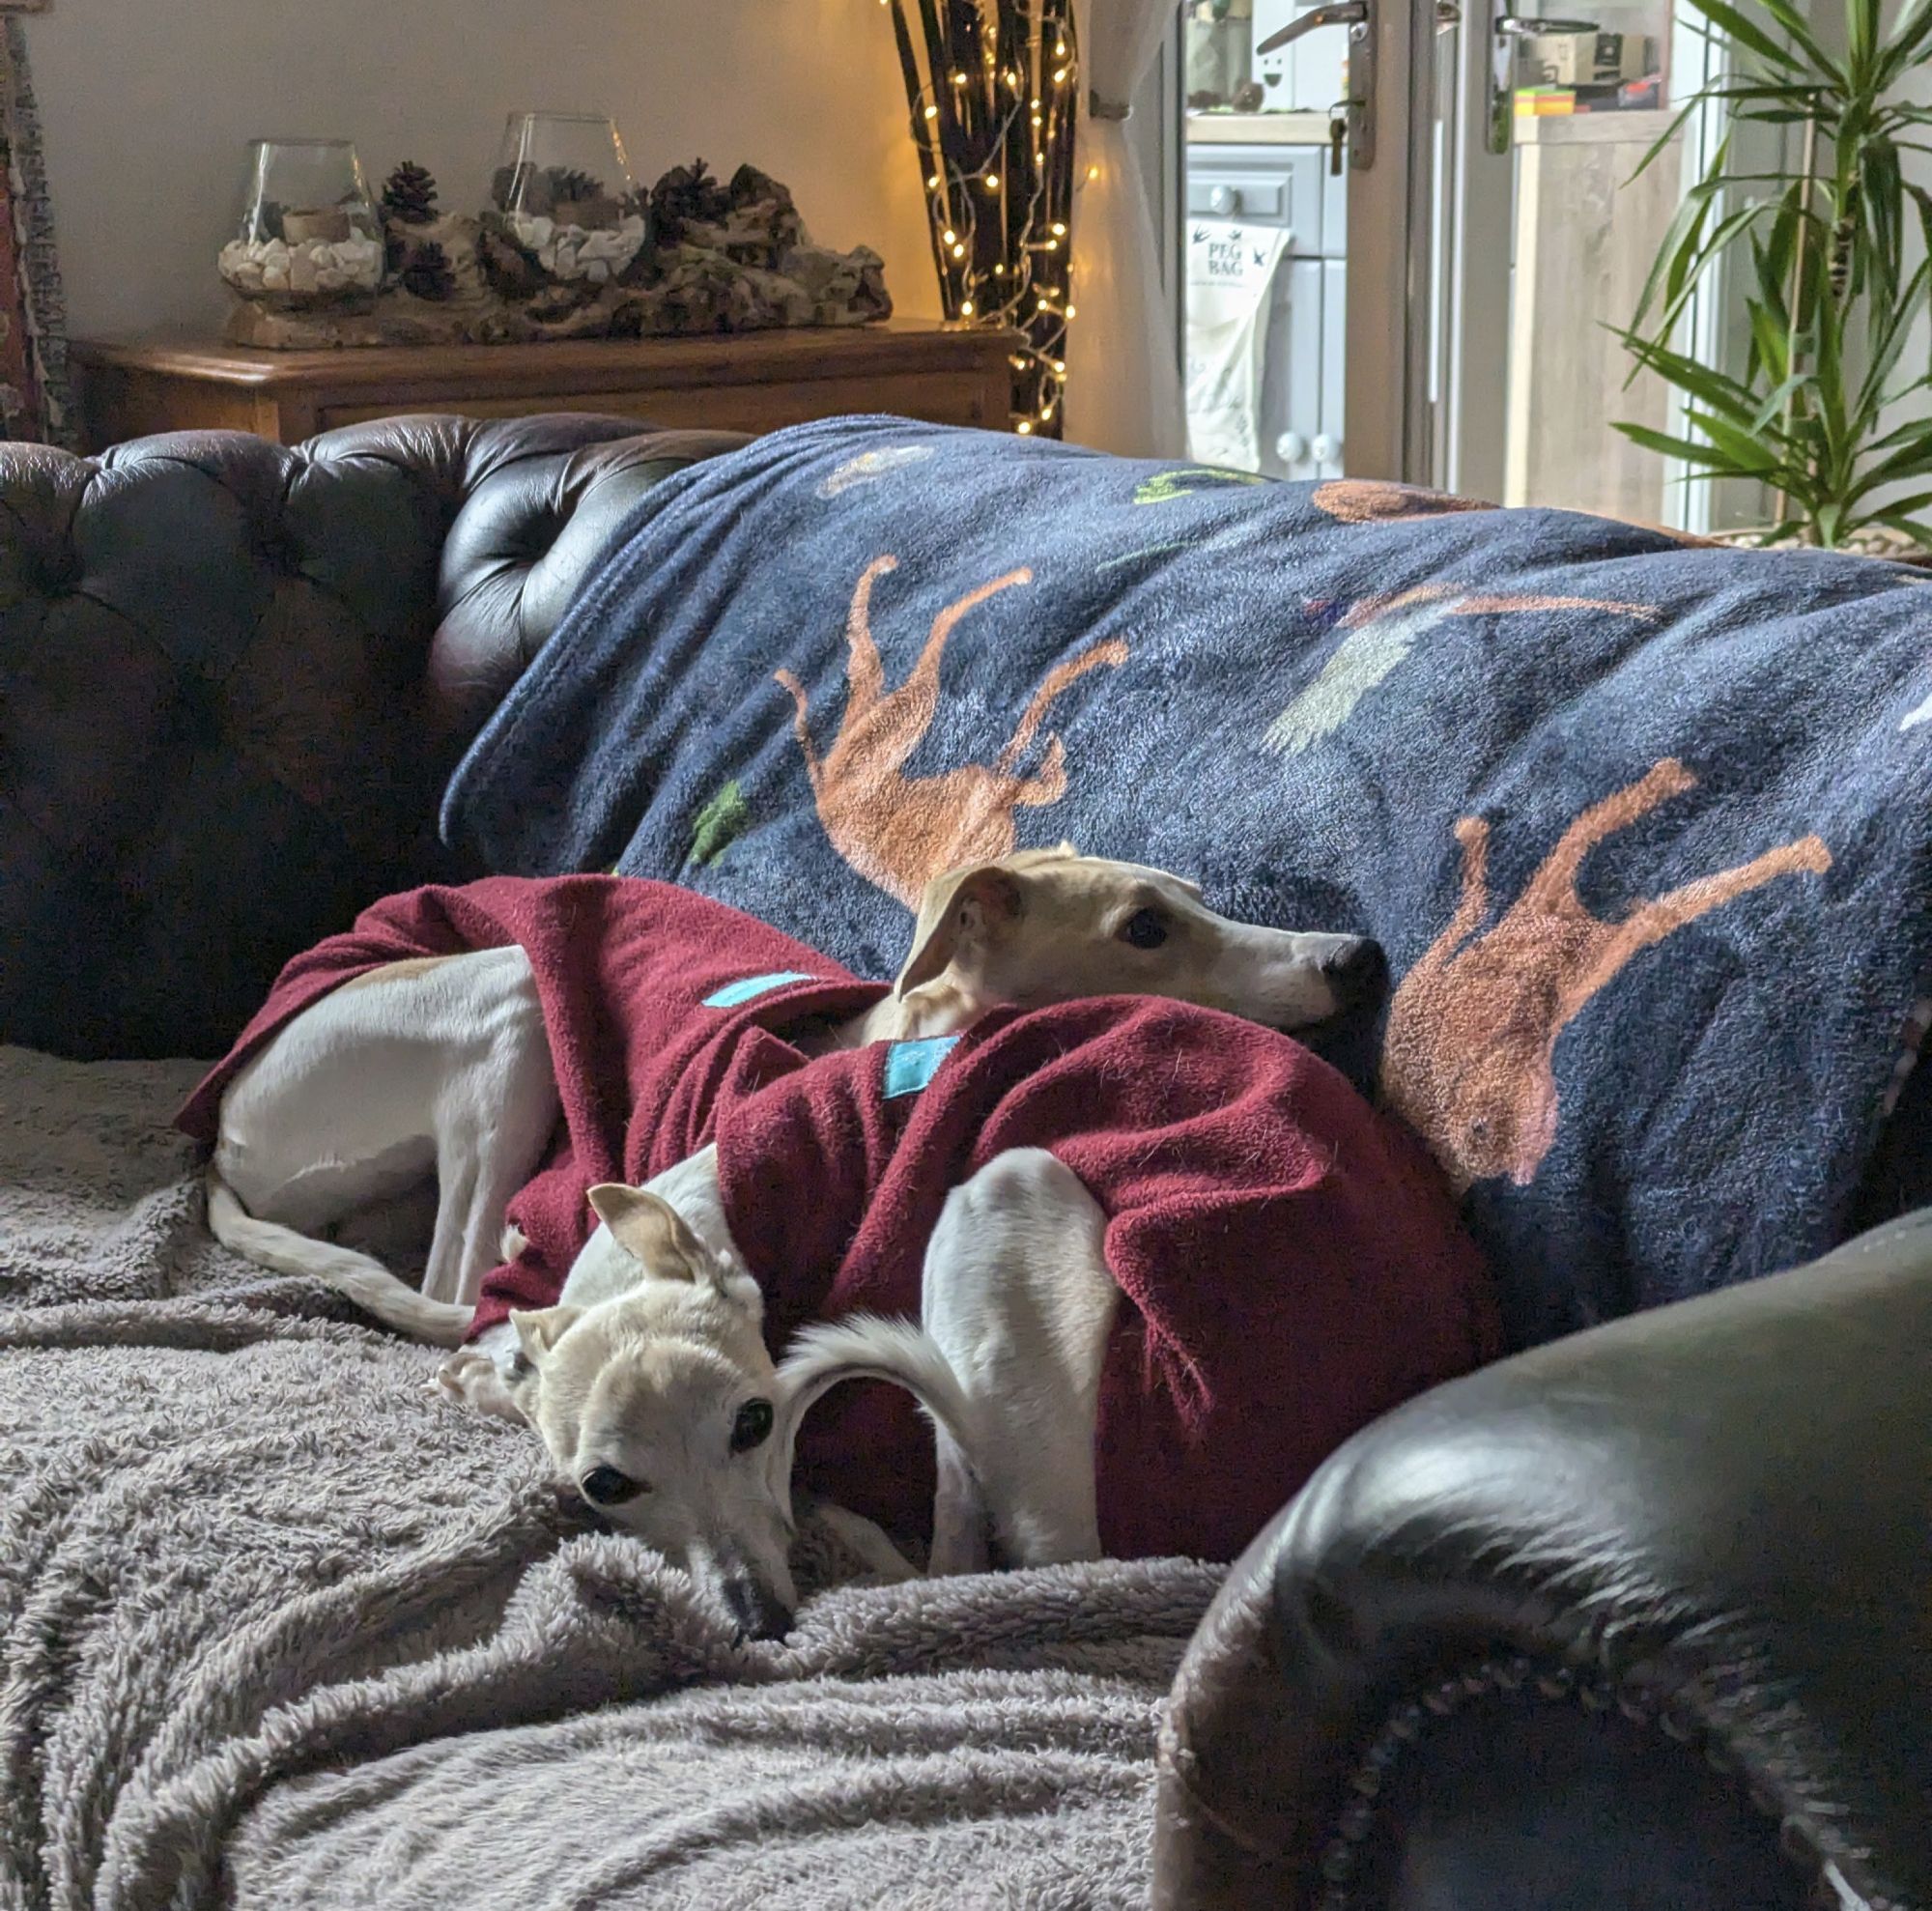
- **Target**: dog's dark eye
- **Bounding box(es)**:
[508,1352,533,1383]
[1119,907,1170,950]
[580,1464,646,1505]
[730,1399,774,1453]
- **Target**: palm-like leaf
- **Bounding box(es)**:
[1618,0,1932,547]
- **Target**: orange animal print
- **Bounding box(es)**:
[1381,758,1833,1190]
[777,555,1127,905]
[1311,480,1493,522]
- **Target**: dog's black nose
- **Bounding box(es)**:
[1321,937,1388,1008]
[724,1575,792,1642]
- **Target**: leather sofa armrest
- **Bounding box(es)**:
[1154,1208,1932,1909]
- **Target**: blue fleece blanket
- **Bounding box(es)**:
[442,415,1932,1346]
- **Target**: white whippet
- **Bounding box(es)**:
[206,847,1384,1635]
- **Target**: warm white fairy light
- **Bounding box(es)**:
[884,0,1078,434]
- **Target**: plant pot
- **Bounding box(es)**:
[1706,526,1932,568]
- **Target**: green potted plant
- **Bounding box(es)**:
[1617,0,1932,550]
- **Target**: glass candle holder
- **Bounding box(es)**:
[488,111,646,287]
[218,138,384,310]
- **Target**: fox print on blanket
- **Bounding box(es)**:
[776,556,1128,905]
[1380,758,1833,1189]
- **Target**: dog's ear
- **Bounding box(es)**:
[587,1183,707,1280]
[511,1305,582,1364]
[896,864,1025,997]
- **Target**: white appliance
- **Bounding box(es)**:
[1252,0,1351,112]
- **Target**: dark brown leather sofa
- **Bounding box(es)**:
[3,414,1924,1907]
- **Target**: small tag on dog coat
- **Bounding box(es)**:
[702,971,817,1008]
[883,1035,961,1099]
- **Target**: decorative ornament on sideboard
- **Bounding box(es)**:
[878,0,1079,436]
[221,134,892,350]
[484,112,649,296]
[217,140,384,314]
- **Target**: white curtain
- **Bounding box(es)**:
[1063,0,1186,457]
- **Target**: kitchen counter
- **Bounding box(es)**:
[1185,111,1334,146]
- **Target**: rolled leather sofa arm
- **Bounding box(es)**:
[1153,1207,1932,1910]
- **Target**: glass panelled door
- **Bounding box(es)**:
[1178,0,1700,521]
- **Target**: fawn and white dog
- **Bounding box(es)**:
[203,848,1387,1636]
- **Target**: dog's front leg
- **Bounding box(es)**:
[434,1339,527,1423]
[920,1147,1118,1570]
[929,1429,993,1576]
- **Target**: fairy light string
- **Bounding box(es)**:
[881,0,1079,436]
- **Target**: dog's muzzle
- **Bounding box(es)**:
[1321,937,1389,1010]
[723,1573,793,1641]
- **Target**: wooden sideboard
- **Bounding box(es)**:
[71,318,1019,450]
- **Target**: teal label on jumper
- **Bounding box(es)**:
[883,1035,961,1099]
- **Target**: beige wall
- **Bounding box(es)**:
[34,0,939,337]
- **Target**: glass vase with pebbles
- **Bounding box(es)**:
[218,139,384,312]
[486,112,647,291]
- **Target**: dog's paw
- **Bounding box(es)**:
[434,1347,526,1423]
[499,1222,528,1261]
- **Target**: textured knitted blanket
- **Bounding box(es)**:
[442,416,1932,1345]
[0,1044,1219,1910]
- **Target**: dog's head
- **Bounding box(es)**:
[508,1184,797,1640]
[895,843,1385,1033]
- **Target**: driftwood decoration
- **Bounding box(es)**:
[225,158,892,351]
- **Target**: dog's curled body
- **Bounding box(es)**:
[180,870,1492,1575]
[178,873,890,1269]
[478,994,1501,1563]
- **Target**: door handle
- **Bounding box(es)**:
[1494,14,1601,32]
[1254,0,1378,171]
[1255,2,1367,53]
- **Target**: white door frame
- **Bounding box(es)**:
[1442,7,1512,499]
[1342,0,1443,480]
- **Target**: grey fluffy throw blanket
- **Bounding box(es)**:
[0,1046,1219,1909]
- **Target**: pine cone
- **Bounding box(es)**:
[546,165,607,205]
[382,160,439,226]
[652,157,732,243]
[400,240,456,302]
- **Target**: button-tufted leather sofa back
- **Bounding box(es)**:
[0,414,745,1059]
